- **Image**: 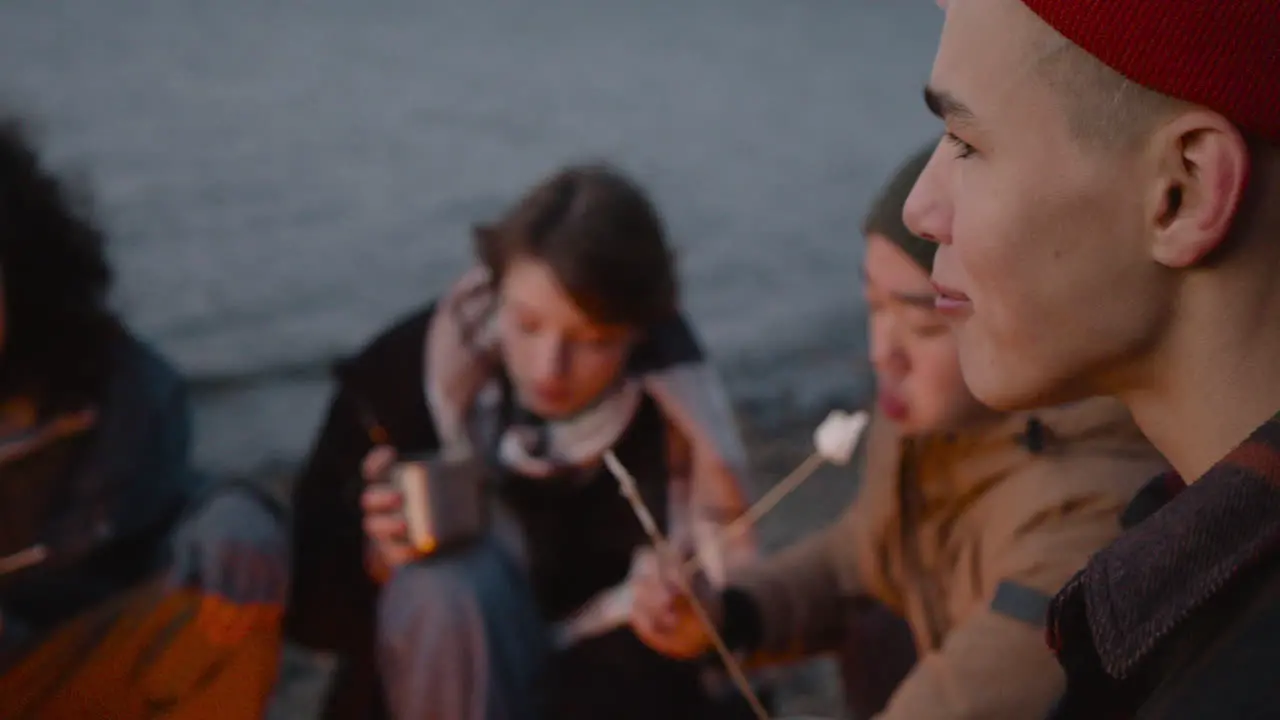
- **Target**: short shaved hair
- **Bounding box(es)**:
[1029,26,1280,244]
[1032,30,1183,149]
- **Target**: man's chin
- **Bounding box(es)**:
[963,363,1086,414]
[957,333,1052,412]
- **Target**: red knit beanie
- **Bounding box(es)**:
[1019,0,1280,143]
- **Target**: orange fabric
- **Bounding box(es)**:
[0,580,281,720]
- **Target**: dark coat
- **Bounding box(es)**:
[1048,413,1280,719]
[0,328,202,666]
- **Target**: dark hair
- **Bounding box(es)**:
[0,117,116,414]
[473,163,678,329]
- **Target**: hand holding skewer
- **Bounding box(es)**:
[609,409,871,720]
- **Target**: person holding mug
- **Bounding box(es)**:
[285,163,759,720]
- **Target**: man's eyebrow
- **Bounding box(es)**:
[924,85,973,123]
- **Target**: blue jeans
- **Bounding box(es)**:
[376,535,549,720]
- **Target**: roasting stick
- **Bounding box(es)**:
[569,450,830,652]
[601,410,871,720]
[603,450,772,720]
[683,409,870,574]
[553,455,831,652]
[681,451,825,575]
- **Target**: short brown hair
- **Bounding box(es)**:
[474,163,677,328]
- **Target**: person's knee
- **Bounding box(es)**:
[377,545,492,654]
[374,540,545,719]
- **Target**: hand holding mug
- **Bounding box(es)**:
[360,445,419,575]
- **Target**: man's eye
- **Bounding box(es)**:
[945,132,976,159]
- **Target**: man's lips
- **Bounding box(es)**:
[931,281,973,317]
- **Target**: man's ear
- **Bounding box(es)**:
[1148,111,1250,268]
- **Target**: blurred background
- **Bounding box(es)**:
[0,0,941,483]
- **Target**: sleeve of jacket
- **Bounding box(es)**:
[637,314,758,584]
[137,365,202,557]
[873,450,1160,720]
[675,396,759,586]
[50,337,205,619]
[727,412,898,659]
[284,377,386,654]
[727,501,864,659]
[110,337,206,559]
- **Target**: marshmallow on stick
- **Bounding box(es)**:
[679,408,870,577]
[813,410,870,466]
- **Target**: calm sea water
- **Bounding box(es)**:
[0,0,942,476]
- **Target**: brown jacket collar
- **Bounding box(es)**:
[1049,412,1280,679]
[915,397,1152,507]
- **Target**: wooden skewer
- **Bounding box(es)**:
[605,409,869,719]
[603,450,772,720]
[683,451,826,574]
[557,450,832,652]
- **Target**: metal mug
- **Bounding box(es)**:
[390,456,487,556]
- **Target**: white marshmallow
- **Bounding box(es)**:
[813,409,870,465]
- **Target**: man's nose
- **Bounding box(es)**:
[902,143,951,246]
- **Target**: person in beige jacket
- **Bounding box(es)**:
[630,142,1169,719]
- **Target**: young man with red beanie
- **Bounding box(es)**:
[904,0,1280,717]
